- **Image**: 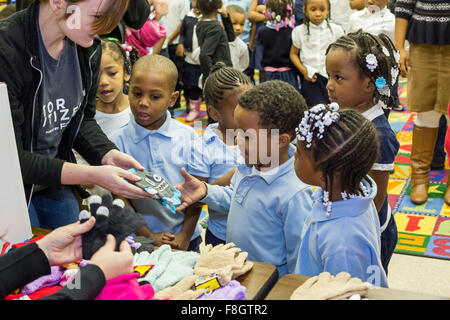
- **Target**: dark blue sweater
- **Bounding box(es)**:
[395,0,450,45]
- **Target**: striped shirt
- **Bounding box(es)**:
[395,0,450,44]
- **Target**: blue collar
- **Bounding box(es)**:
[310,176,377,222]
[128,110,174,143]
[237,144,296,185]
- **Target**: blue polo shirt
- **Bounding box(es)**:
[294,176,389,288]
[109,111,202,239]
[203,144,314,277]
[189,123,240,241]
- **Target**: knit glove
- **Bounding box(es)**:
[197,280,247,300]
[81,195,147,259]
[153,275,206,300]
[194,243,253,279]
[133,245,199,292]
[290,272,372,300]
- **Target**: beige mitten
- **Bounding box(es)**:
[154,275,206,300]
[194,243,254,279]
[290,272,371,300]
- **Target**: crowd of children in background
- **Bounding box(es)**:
[3,0,447,292]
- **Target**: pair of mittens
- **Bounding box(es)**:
[80,194,147,259]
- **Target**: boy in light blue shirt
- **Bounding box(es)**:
[109,54,202,252]
[175,81,314,277]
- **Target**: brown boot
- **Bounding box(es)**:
[410,125,439,204]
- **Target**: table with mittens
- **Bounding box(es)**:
[11,194,279,301]
[265,273,450,300]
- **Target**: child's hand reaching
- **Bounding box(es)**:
[151,231,175,247]
[305,73,318,83]
[174,168,208,212]
[162,232,190,251]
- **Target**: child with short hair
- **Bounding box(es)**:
[290,0,344,106]
[294,103,388,287]
[175,80,314,277]
[227,4,250,72]
[189,62,253,246]
[325,29,400,274]
[109,54,203,252]
[256,0,298,90]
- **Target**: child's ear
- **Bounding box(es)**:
[169,91,180,107]
[207,105,221,122]
[365,77,376,94]
[278,133,292,148]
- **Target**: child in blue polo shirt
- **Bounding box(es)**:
[175,80,314,277]
[109,54,203,252]
[293,103,388,287]
[189,62,253,246]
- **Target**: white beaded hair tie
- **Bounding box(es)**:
[295,102,340,149]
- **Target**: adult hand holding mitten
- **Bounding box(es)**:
[290,272,372,300]
[194,243,254,279]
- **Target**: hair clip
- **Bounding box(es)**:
[375,77,390,96]
[295,102,340,149]
[365,53,378,72]
[381,46,390,57]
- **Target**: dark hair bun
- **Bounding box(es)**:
[210,62,227,74]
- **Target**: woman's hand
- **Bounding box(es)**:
[90,165,150,199]
[398,48,409,77]
[36,217,96,266]
[101,149,144,171]
[90,234,134,281]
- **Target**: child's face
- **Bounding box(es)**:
[97,53,128,104]
[234,104,279,170]
[230,11,246,38]
[349,0,365,10]
[326,48,374,111]
[304,0,330,26]
[129,69,179,130]
[209,86,248,131]
[294,141,322,186]
[364,0,390,10]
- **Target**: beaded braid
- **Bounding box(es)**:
[296,104,380,216]
[303,0,332,35]
[203,62,253,109]
[101,38,138,76]
[326,29,400,109]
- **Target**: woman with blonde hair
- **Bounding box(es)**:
[0,0,151,230]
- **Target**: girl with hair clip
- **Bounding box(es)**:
[188,62,253,246]
[325,29,400,275]
[294,103,388,288]
[0,0,151,230]
[290,0,344,106]
[96,38,139,137]
[256,0,298,89]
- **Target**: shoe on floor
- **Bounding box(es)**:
[392,104,404,112]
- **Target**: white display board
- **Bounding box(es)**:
[0,83,32,253]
